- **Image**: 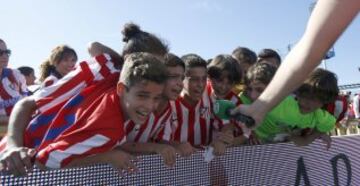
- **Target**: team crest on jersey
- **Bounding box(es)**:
[170,113,178,123]
[200,106,210,118]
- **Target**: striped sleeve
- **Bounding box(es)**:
[32,54,119,113]
[36,132,121,169]
[35,87,125,169]
[41,75,59,88]
[155,102,177,142]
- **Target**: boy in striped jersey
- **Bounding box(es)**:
[159,54,232,156]
[0,23,169,176]
[207,54,242,106]
[207,54,248,147]
[0,53,168,177]
[119,53,186,167]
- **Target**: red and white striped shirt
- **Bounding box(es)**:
[0,54,120,156]
[326,95,348,123]
[0,68,27,116]
[41,74,60,88]
[125,101,173,143]
[206,82,248,137]
[159,87,225,146]
[35,84,127,169]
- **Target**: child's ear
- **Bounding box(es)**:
[117,82,125,96]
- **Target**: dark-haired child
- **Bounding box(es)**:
[119,53,186,166]
[17,66,36,86]
[207,54,246,146]
[0,53,168,176]
[158,54,231,156]
[249,67,337,146]
[231,47,257,95]
[257,48,281,68]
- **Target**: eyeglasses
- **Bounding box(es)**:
[0,49,11,57]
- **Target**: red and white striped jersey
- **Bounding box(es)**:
[326,95,348,122]
[206,81,247,137]
[35,85,127,169]
[0,54,120,156]
[159,88,225,146]
[41,74,60,88]
[125,101,172,143]
[0,68,27,116]
[32,54,119,114]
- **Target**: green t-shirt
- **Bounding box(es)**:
[239,93,336,142]
[238,92,252,104]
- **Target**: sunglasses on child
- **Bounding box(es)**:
[0,49,11,57]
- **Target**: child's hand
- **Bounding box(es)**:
[319,134,332,150]
[230,104,265,129]
[0,146,36,177]
[175,142,196,157]
[248,132,262,145]
[290,135,309,147]
[106,149,138,175]
[154,144,177,168]
[210,140,227,156]
[215,131,234,145]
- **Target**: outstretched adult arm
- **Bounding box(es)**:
[234,0,360,127]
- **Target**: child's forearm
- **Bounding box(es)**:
[7,98,37,147]
[232,136,247,146]
[221,123,235,133]
[290,130,322,146]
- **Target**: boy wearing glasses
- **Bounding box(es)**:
[0,39,27,136]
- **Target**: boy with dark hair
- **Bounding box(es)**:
[234,63,278,145]
[253,68,337,145]
[207,54,242,104]
[158,54,231,156]
[0,53,168,176]
[231,47,257,94]
[226,64,336,147]
[1,23,171,176]
[257,48,281,68]
[17,66,36,86]
[288,68,339,146]
[295,68,339,114]
[120,53,186,166]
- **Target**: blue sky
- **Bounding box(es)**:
[2,0,359,85]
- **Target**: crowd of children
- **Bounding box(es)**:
[0,22,358,177]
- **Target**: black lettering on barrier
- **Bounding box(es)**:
[295,157,311,186]
[330,153,351,186]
